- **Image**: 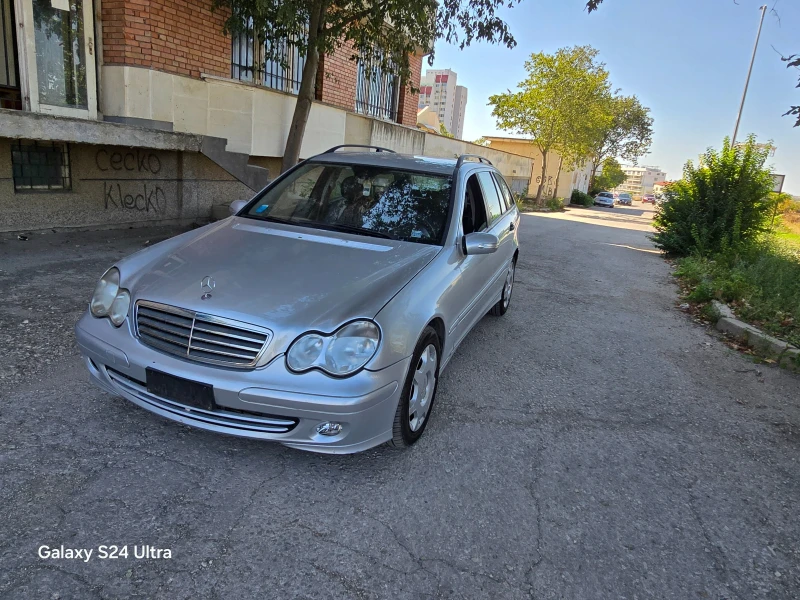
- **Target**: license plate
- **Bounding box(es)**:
[146,368,216,411]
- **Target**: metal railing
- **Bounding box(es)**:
[231,22,308,95]
[355,50,399,122]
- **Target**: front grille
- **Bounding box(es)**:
[106,368,298,434]
[135,300,271,368]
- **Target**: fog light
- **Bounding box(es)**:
[315,422,343,436]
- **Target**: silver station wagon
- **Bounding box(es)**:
[75,146,520,453]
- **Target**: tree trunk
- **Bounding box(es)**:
[553,155,563,199]
[588,157,601,191]
[535,150,548,203]
[280,2,325,173]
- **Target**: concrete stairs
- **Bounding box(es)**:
[200,136,272,193]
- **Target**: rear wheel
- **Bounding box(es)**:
[490,259,515,316]
[390,327,441,447]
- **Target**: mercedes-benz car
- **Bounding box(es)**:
[75,146,520,453]
[593,191,615,208]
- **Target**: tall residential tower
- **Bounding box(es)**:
[418,69,468,139]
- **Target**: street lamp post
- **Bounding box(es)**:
[731,4,768,147]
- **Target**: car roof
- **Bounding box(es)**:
[306,151,469,177]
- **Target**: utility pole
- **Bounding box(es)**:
[731,4,768,147]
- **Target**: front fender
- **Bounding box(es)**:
[368,249,458,371]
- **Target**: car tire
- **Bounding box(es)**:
[390,327,441,448]
[490,259,515,316]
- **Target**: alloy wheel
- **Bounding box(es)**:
[408,344,438,432]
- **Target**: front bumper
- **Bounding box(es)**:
[75,312,409,453]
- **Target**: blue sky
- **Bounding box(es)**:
[429,0,799,194]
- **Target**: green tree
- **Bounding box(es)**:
[781,54,800,127]
[592,157,626,192]
[652,136,775,256]
[214,0,520,173]
[439,123,454,138]
[488,45,610,202]
[587,94,653,190]
[768,192,793,228]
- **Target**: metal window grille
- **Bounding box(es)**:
[11,141,72,192]
[355,50,399,122]
[231,21,308,95]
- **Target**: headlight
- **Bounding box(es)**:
[90,267,130,327]
[90,267,120,317]
[108,289,131,327]
[287,320,380,376]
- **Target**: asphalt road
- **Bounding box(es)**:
[1,205,799,599]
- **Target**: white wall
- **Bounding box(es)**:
[101,65,532,182]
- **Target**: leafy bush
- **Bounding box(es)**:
[570,189,593,207]
[546,197,564,211]
[674,241,800,346]
[652,136,774,256]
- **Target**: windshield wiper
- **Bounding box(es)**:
[244,214,313,227]
[313,222,397,240]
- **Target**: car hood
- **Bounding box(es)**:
[124,217,439,352]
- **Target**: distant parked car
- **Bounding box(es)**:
[594,191,615,208]
[642,194,656,204]
[617,193,632,206]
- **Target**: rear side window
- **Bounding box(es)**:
[476,171,504,222]
[493,173,514,211]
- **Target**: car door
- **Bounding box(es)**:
[446,171,500,350]
[492,172,520,263]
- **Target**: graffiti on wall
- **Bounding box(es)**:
[96,149,168,213]
[103,182,167,213]
[96,149,162,174]
[535,175,555,198]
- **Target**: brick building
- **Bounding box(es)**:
[0,0,530,232]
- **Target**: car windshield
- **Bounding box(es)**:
[620,194,631,199]
[242,162,453,245]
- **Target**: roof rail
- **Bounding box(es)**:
[454,154,493,171]
[324,144,396,154]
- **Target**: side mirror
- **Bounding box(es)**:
[462,232,499,255]
[229,199,249,215]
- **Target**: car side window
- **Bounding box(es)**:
[493,173,515,212]
[462,174,489,234]
[476,171,504,223]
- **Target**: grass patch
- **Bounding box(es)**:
[674,240,800,347]
[516,197,566,212]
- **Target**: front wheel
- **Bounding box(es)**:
[390,327,441,447]
[490,259,515,316]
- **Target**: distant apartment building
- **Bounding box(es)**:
[615,165,668,197]
[652,181,672,196]
[418,69,468,139]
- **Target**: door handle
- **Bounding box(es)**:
[509,222,515,231]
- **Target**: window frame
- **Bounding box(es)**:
[231,21,308,95]
[475,170,505,225]
[354,48,400,122]
[11,140,72,193]
[492,172,516,213]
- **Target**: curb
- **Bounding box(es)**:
[712,301,800,372]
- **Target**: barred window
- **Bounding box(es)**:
[11,141,71,192]
[355,49,400,122]
[231,21,308,95]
